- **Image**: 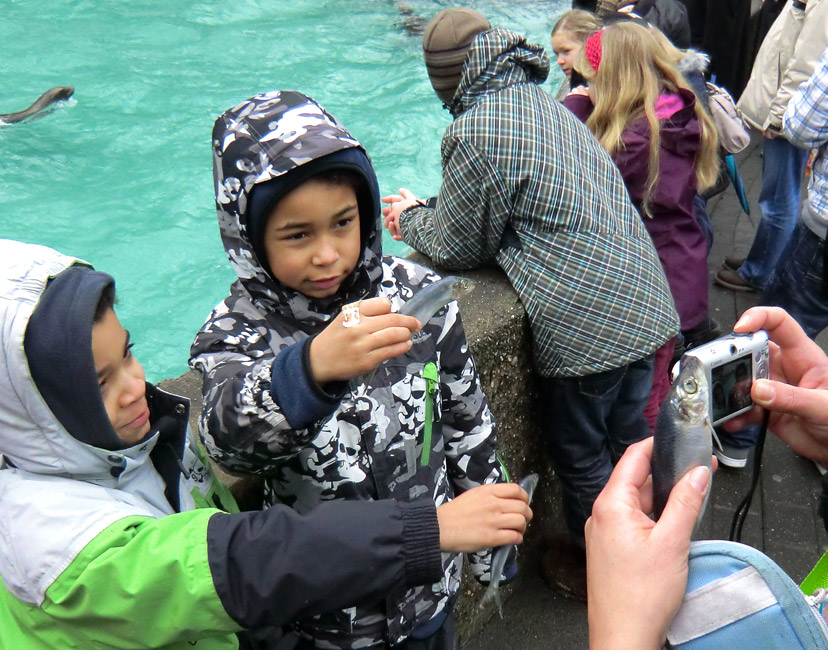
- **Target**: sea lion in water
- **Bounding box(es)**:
[397,2,427,35]
[0,86,74,124]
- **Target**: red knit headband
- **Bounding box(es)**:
[585,30,604,72]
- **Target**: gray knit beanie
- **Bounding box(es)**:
[422,8,491,105]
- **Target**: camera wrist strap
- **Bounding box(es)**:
[729,409,771,543]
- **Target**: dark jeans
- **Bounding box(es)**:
[540,353,655,548]
[762,222,828,339]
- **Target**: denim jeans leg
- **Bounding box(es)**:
[761,222,828,338]
[739,138,809,289]
[607,353,656,457]
[540,358,652,548]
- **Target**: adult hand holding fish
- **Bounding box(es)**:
[309,297,421,384]
[586,438,711,650]
[727,306,828,465]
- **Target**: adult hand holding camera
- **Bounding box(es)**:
[728,306,828,463]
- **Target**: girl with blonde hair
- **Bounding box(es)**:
[563,21,720,427]
[551,10,601,86]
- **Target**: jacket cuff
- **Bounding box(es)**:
[269,338,346,428]
[399,500,443,586]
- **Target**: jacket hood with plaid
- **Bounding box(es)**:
[401,28,679,377]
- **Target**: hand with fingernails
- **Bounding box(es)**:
[381,188,422,241]
[726,306,828,465]
[309,297,421,384]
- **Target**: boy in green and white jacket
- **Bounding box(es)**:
[0,239,531,649]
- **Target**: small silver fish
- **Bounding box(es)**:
[652,357,719,527]
[479,473,540,618]
[364,276,476,385]
[399,276,476,325]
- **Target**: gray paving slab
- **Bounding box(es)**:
[463,135,828,649]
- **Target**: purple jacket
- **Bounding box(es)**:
[562,89,708,330]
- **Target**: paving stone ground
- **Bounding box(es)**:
[463,137,828,649]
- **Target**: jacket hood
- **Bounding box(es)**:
[657,88,701,155]
[211,90,383,327]
[449,28,550,117]
[0,239,163,487]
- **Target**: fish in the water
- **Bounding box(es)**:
[479,473,539,618]
[652,356,719,527]
[364,276,475,384]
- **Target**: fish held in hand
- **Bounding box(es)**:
[652,357,718,527]
[479,473,539,618]
[364,276,475,385]
[399,275,475,324]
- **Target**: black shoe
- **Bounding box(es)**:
[683,316,724,351]
[540,534,587,602]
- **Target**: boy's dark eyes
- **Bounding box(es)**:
[335,217,355,229]
[125,342,135,359]
[283,231,307,241]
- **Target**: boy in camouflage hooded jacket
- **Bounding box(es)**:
[190,91,506,649]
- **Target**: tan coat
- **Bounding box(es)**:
[737,0,828,132]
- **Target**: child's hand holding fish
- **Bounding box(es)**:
[585,438,710,650]
[728,307,828,464]
[435,483,533,553]
[309,297,421,384]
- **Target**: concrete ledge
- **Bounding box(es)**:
[159,260,561,643]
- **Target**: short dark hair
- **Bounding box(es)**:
[93,284,116,323]
[309,168,365,196]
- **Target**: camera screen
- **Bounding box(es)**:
[710,356,753,423]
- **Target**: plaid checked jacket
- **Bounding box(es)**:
[399,28,679,378]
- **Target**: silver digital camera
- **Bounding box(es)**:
[672,330,770,426]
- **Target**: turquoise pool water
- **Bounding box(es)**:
[0,0,566,382]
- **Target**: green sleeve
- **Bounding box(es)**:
[42,510,241,648]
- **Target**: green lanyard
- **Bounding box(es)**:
[420,362,439,467]
[802,548,828,596]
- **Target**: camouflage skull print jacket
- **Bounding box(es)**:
[190,91,503,649]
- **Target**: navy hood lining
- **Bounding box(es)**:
[246,147,380,278]
[24,264,127,451]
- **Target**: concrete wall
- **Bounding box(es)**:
[159,260,562,643]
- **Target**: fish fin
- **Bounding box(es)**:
[709,421,724,451]
[494,588,503,619]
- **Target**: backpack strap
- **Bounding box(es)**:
[666,540,828,648]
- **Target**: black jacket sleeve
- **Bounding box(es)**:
[206,499,442,629]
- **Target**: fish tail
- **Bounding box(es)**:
[479,579,505,617]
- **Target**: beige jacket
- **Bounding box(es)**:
[737,0,828,131]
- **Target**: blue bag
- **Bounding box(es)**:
[666,541,828,649]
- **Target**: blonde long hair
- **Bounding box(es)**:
[574,22,719,215]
